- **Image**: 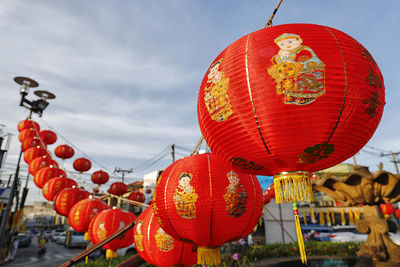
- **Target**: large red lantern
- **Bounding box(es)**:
[18,128,39,143]
[91,170,109,186]
[153,153,263,265]
[39,130,57,145]
[380,203,395,220]
[21,137,45,152]
[197,24,384,204]
[23,147,49,164]
[43,177,77,201]
[68,196,109,234]
[29,156,58,176]
[33,166,66,188]
[54,187,90,216]
[89,208,136,259]
[54,144,75,160]
[17,119,40,132]
[108,182,127,196]
[128,189,145,203]
[134,206,197,267]
[73,158,92,173]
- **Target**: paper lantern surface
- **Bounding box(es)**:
[39,130,57,145]
[54,144,75,160]
[29,156,58,175]
[23,147,49,164]
[42,177,77,201]
[21,137,45,152]
[128,190,145,203]
[73,158,92,173]
[17,119,40,132]
[33,166,66,188]
[54,187,90,216]
[91,170,109,185]
[18,128,39,143]
[108,182,127,196]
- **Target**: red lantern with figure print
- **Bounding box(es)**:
[33,166,66,188]
[134,206,197,267]
[23,146,49,164]
[108,182,127,196]
[18,128,39,143]
[197,23,385,204]
[54,187,90,216]
[42,177,77,201]
[21,137,45,152]
[29,156,58,176]
[54,144,75,160]
[380,203,395,220]
[128,189,145,203]
[73,158,92,173]
[17,119,40,132]
[91,170,109,186]
[153,153,263,265]
[39,130,57,145]
[89,208,136,259]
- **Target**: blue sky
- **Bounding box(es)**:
[0,1,399,203]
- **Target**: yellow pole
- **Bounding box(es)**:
[310,205,316,224]
[319,211,325,225]
[331,210,336,225]
[302,211,308,225]
[340,209,346,226]
[349,209,355,225]
[326,209,331,226]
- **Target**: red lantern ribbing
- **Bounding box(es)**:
[197,23,385,204]
[108,182,127,196]
[29,156,58,176]
[17,119,40,132]
[134,206,197,267]
[153,153,263,265]
[128,189,145,203]
[39,130,57,145]
[54,144,75,160]
[33,166,66,188]
[43,177,77,201]
[21,137,45,152]
[23,147,49,164]
[395,209,400,220]
[18,128,39,143]
[54,187,90,216]
[91,170,109,186]
[73,158,92,173]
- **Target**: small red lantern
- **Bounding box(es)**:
[395,209,400,219]
[134,206,197,267]
[33,166,66,188]
[43,177,77,201]
[146,189,152,194]
[380,203,395,220]
[108,182,127,196]
[128,190,146,203]
[263,192,272,205]
[29,156,58,176]
[89,208,136,259]
[21,137,45,152]
[23,147,49,164]
[18,128,39,143]
[93,187,100,194]
[54,144,75,160]
[54,187,91,216]
[153,153,263,265]
[91,170,109,186]
[68,196,110,234]
[73,158,92,173]
[39,130,57,145]
[17,119,40,132]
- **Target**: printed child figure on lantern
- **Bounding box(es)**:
[267,33,325,105]
[173,173,198,219]
[154,227,174,252]
[97,222,107,241]
[204,59,233,122]
[223,171,248,217]
[134,220,144,252]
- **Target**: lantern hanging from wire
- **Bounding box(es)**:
[33,166,66,188]
[91,170,109,186]
[18,128,39,143]
[39,130,57,145]
[128,189,146,203]
[54,144,75,160]
[29,156,58,176]
[73,157,92,173]
[43,176,77,201]
[17,119,40,132]
[21,137,45,152]
[108,182,127,196]
[54,187,91,216]
[23,146,49,164]
[395,209,400,220]
[153,153,263,265]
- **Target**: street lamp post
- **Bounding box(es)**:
[0,77,55,262]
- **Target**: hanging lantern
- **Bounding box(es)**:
[73,158,92,173]
[43,177,77,201]
[134,206,197,267]
[89,208,136,259]
[17,119,40,132]
[29,156,58,176]
[21,137,45,152]
[380,203,395,220]
[128,189,146,203]
[18,128,39,143]
[197,23,385,204]
[91,170,109,186]
[395,209,400,219]
[33,166,66,188]
[108,182,127,196]
[54,187,90,216]
[263,190,272,205]
[54,144,75,160]
[68,196,110,239]
[39,130,57,145]
[23,147,49,164]
[153,153,263,266]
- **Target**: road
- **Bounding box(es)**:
[3,236,86,267]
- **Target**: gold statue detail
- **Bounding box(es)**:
[173,173,198,219]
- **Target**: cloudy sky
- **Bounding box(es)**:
[0,0,399,204]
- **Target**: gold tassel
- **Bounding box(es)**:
[106,249,114,259]
[303,211,308,225]
[197,246,221,266]
[319,211,325,225]
[349,209,355,224]
[340,209,346,226]
[331,210,336,225]
[84,232,90,240]
[310,205,316,224]
[326,209,331,226]
[274,171,313,204]
[293,203,307,265]
[354,209,360,225]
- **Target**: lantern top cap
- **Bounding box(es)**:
[274,33,301,43]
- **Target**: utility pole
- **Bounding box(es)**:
[171,144,175,162]
[114,168,133,183]
[380,152,400,174]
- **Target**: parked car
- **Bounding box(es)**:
[17,233,32,247]
[51,229,65,242]
[330,225,367,243]
[54,232,67,245]
[65,229,89,248]
[301,225,333,241]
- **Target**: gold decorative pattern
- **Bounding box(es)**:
[134,219,144,252]
[223,171,247,217]
[154,227,174,252]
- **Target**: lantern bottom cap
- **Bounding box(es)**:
[274,171,314,203]
[197,246,221,266]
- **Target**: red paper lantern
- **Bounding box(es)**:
[23,147,49,164]
[54,144,75,160]
[54,187,91,216]
[395,209,400,219]
[18,128,39,143]
[108,182,127,196]
[21,137,45,152]
[73,158,92,173]
[128,190,145,203]
[153,153,263,265]
[33,166,66,188]
[89,208,136,259]
[134,206,197,267]
[43,177,77,201]
[68,196,110,233]
[263,192,272,205]
[380,203,395,219]
[29,156,58,176]
[197,24,384,204]
[17,119,40,132]
[39,130,57,145]
[91,170,109,186]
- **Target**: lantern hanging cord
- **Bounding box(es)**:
[264,0,284,28]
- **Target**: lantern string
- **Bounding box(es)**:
[264,0,284,28]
